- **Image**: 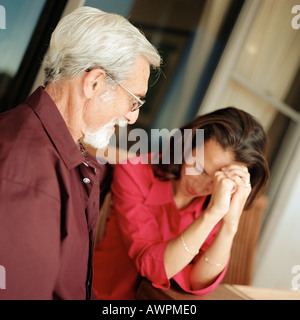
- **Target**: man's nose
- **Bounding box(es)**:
[125,109,140,125]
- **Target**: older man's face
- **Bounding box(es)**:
[83,56,150,149]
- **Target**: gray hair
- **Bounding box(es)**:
[43,6,161,85]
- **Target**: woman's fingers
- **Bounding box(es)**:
[221,165,251,187]
[208,171,236,217]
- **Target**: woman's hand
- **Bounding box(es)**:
[220,165,252,230]
[206,164,251,226]
[206,170,237,221]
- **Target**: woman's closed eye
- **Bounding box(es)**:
[193,163,207,175]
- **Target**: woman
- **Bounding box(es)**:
[93,107,269,299]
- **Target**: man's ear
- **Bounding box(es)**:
[82,68,106,99]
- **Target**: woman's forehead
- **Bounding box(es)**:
[185,139,237,169]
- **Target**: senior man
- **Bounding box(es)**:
[0,7,161,300]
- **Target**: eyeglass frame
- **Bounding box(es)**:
[85,68,145,112]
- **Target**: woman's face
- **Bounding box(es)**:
[172,139,245,209]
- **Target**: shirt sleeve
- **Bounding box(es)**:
[111,163,170,288]
[0,179,61,300]
[151,220,229,295]
[153,261,229,295]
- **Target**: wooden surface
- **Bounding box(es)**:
[233,285,300,300]
[136,279,300,300]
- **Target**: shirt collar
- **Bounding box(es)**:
[26,86,85,169]
[144,176,207,215]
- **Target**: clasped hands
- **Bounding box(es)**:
[207,164,252,230]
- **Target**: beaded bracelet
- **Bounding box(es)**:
[204,254,223,267]
[180,234,199,256]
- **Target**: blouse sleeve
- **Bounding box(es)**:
[111,162,170,288]
[151,220,230,295]
[153,262,229,295]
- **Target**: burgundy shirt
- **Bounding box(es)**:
[0,87,110,300]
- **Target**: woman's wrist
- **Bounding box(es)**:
[203,207,226,225]
[203,205,241,235]
[219,219,239,236]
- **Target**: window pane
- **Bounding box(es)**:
[84,0,134,16]
[0,0,46,109]
[0,0,46,77]
[235,0,300,102]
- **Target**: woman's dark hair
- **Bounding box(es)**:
[152,107,269,209]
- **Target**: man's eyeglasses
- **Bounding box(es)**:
[85,68,145,112]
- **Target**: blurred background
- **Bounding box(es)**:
[0,0,299,290]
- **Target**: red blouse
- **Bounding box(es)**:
[93,158,228,299]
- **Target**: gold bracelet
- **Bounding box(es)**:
[180,234,199,256]
[203,254,223,267]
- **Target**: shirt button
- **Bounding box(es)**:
[83,178,91,184]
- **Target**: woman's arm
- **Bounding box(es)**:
[164,172,235,279]
[164,210,221,279]
[191,165,251,290]
[164,165,251,290]
[189,221,236,290]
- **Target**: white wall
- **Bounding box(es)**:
[253,138,300,290]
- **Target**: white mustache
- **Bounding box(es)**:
[109,117,127,128]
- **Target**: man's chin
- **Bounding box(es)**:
[84,139,111,150]
[82,130,114,150]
